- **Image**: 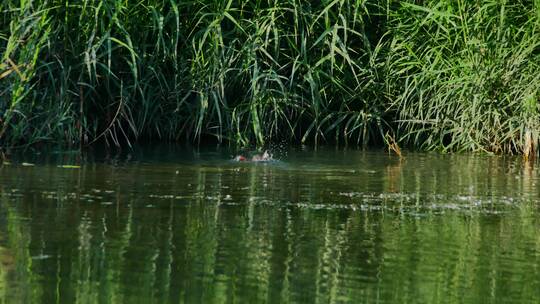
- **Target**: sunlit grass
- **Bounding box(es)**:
[386,0,540,155]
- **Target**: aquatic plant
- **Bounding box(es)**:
[0,0,538,154]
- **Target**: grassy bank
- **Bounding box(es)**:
[1,0,539,154]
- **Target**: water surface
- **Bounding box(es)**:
[1,147,540,303]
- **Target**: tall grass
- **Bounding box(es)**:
[386,0,540,155]
[1,0,539,154]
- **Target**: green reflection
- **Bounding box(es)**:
[0,149,540,303]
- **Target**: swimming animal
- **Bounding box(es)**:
[233,155,247,161]
[251,150,272,161]
[234,150,272,162]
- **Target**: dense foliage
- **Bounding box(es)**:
[1,0,539,153]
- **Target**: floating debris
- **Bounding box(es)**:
[31,254,53,260]
[149,194,175,199]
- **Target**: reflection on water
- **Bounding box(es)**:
[1,147,540,303]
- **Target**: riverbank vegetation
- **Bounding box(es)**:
[1,0,539,154]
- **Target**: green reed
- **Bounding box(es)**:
[0,0,538,154]
[386,0,540,155]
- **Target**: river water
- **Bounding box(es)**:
[0,146,539,303]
